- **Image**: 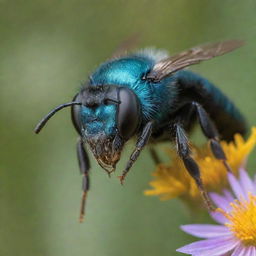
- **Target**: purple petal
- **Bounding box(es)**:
[210,192,232,211]
[179,244,237,255]
[181,224,230,238]
[210,211,228,224]
[177,235,237,255]
[231,243,247,256]
[223,189,235,202]
[244,246,256,256]
[250,246,256,256]
[195,238,239,256]
[221,253,235,256]
[239,168,256,197]
[228,172,246,199]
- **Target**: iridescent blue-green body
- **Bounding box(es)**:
[34,41,247,220]
[86,50,246,143]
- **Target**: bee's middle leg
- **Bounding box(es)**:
[149,147,161,165]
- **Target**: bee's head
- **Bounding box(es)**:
[34,84,141,172]
[71,85,141,172]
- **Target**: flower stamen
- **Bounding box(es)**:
[218,193,256,246]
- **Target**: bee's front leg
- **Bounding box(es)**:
[119,121,154,184]
[76,137,90,222]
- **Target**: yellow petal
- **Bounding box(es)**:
[144,127,256,205]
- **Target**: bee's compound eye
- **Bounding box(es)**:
[71,93,82,135]
[117,87,141,140]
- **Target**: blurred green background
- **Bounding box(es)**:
[1,1,256,255]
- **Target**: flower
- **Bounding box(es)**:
[144,128,256,205]
[177,168,256,256]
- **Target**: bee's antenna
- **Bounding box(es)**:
[34,102,82,134]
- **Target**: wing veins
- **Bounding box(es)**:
[147,40,244,81]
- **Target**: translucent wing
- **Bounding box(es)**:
[146,40,244,82]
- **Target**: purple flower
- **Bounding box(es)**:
[177,168,256,256]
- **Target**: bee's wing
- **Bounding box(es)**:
[111,33,140,59]
[146,40,244,81]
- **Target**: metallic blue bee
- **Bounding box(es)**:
[35,40,247,221]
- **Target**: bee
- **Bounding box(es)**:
[35,40,247,222]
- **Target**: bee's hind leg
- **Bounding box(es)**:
[192,102,232,173]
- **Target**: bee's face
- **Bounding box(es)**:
[80,104,122,171]
[71,85,141,172]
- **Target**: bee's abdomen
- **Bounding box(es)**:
[176,70,248,141]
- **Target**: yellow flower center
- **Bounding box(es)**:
[219,194,256,246]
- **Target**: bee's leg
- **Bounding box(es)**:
[174,123,215,211]
[149,147,161,165]
[119,121,154,184]
[192,102,232,173]
[76,137,90,222]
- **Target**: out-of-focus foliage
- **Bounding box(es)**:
[0,1,256,255]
